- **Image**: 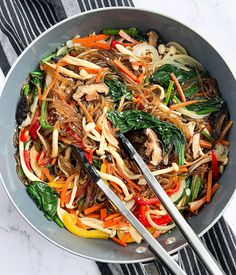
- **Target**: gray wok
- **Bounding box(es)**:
[0,8,235,263]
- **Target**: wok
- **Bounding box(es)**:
[0,8,235,263]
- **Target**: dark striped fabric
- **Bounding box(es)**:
[0,1,235,275]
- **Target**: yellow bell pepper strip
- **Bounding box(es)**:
[62,212,109,239]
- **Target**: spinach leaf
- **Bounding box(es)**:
[27,181,58,221]
[186,97,224,115]
[107,110,186,165]
[105,79,133,101]
[150,64,197,88]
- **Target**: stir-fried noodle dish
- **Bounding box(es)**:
[14,28,232,246]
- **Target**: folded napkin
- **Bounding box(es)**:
[0,1,235,274]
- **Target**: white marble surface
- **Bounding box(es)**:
[0,1,236,275]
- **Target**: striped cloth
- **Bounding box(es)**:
[0,1,235,274]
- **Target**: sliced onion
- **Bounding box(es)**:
[129,225,142,244]
[62,55,101,69]
[30,145,43,178]
[51,128,59,158]
[96,170,133,201]
[170,180,186,203]
[176,108,209,120]
[37,130,49,152]
[19,139,42,183]
[80,217,116,237]
[131,42,159,65]
[66,176,79,209]
[146,211,176,231]
[125,199,135,210]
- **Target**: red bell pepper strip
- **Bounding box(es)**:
[135,196,159,206]
[19,128,30,142]
[111,40,123,48]
[152,214,172,225]
[211,150,219,180]
[137,205,150,227]
[29,120,40,141]
[23,150,31,171]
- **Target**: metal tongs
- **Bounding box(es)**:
[74,133,225,275]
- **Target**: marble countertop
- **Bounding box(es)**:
[0,1,235,274]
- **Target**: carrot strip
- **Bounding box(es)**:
[105,213,121,221]
[110,181,123,193]
[77,99,94,123]
[178,166,188,172]
[84,204,105,216]
[153,230,161,238]
[76,219,89,229]
[100,208,107,221]
[170,100,204,110]
[106,163,123,193]
[137,71,145,84]
[199,140,212,149]
[121,232,131,242]
[81,41,111,50]
[170,72,186,102]
[217,139,230,146]
[60,174,76,207]
[114,168,141,192]
[112,237,127,247]
[51,157,57,165]
[206,170,212,202]
[96,68,109,83]
[43,167,54,182]
[114,59,138,82]
[103,217,123,228]
[131,61,143,66]
[72,34,110,43]
[86,213,100,219]
[36,84,42,101]
[219,120,233,140]
[79,67,100,74]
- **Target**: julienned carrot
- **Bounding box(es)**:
[153,230,161,238]
[86,213,100,219]
[112,237,127,247]
[206,170,212,202]
[105,213,121,221]
[114,59,138,82]
[43,167,54,182]
[103,217,123,228]
[219,120,233,140]
[218,139,230,146]
[72,34,110,43]
[170,72,186,102]
[110,181,123,193]
[169,100,204,110]
[106,163,123,193]
[100,208,107,221]
[200,140,212,149]
[81,41,111,50]
[121,232,131,242]
[77,99,94,123]
[137,71,145,84]
[84,203,105,216]
[96,68,109,83]
[79,67,100,74]
[60,174,76,207]
[178,166,188,172]
[76,218,89,229]
[51,157,57,165]
[114,168,141,192]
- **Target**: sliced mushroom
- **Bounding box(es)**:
[147,30,158,47]
[145,128,162,166]
[73,83,109,102]
[192,133,200,159]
